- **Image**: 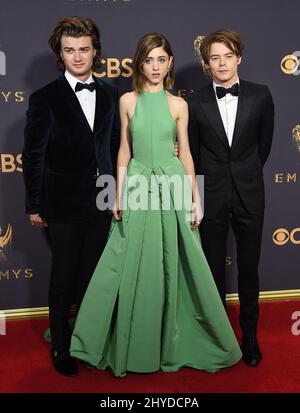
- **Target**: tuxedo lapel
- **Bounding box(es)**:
[231,80,255,150]
[92,77,106,133]
[199,84,230,150]
[57,75,93,132]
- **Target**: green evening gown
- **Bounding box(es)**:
[70,89,242,377]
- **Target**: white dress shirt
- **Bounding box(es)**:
[65,70,96,131]
[213,78,239,147]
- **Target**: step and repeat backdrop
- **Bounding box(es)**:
[0,0,299,311]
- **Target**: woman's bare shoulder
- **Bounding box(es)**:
[120,91,137,104]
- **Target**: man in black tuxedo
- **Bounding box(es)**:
[188,29,274,366]
[23,17,119,376]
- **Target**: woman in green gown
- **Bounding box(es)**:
[70,33,242,377]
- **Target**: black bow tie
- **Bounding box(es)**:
[216,83,239,99]
[75,82,96,93]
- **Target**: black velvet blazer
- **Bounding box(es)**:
[23,75,120,222]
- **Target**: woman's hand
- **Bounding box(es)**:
[190,201,203,231]
[112,200,122,221]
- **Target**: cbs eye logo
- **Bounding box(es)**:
[281,52,300,75]
[272,228,300,245]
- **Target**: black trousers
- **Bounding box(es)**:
[200,180,264,338]
[48,211,112,352]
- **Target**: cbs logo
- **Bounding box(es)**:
[0,154,22,173]
[272,228,300,245]
[94,58,133,78]
[281,52,300,75]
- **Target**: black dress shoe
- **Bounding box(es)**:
[241,336,262,367]
[50,349,78,376]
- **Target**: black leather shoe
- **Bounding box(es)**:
[50,349,78,376]
[241,336,262,367]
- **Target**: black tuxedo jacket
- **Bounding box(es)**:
[23,74,120,222]
[188,79,274,218]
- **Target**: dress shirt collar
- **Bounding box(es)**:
[64,70,94,92]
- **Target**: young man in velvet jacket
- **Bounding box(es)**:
[188,29,274,367]
[23,16,120,376]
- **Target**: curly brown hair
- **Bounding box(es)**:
[48,16,102,71]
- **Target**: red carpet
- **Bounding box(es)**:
[1,300,300,393]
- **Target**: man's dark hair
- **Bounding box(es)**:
[48,16,101,71]
[200,28,244,66]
